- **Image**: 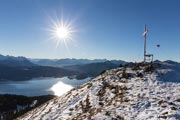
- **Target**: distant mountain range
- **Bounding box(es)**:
[0,55,35,67]
[63,61,125,79]
[29,58,126,67]
[0,55,78,80]
[0,65,78,80]
[0,55,127,80]
[29,58,127,79]
[2,54,180,81]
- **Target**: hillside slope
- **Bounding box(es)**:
[18,62,180,120]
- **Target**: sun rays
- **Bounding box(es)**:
[47,14,76,49]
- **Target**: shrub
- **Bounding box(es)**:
[87,83,92,88]
[117,115,124,120]
[81,95,91,113]
[122,69,130,79]
[158,100,164,106]
[100,70,106,75]
[171,107,177,110]
[119,64,123,67]
[99,102,104,106]
[105,111,111,116]
[158,116,167,119]
[144,65,154,73]
[69,108,74,111]
[175,99,180,102]
[137,72,143,78]
[132,63,140,70]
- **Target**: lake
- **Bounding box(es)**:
[0,77,91,96]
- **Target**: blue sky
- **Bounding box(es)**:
[0,0,179,62]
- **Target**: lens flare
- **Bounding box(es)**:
[56,26,69,39]
[47,15,76,48]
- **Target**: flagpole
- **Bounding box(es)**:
[144,24,147,63]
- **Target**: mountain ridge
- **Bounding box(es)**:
[17,61,180,120]
[29,58,127,67]
[0,55,79,80]
[0,54,128,80]
[0,54,36,67]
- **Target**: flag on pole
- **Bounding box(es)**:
[142,25,148,36]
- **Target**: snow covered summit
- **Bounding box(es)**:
[18,61,180,120]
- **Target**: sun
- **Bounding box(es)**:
[48,17,75,48]
[52,21,73,42]
[56,26,69,39]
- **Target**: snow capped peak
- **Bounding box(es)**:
[18,62,180,120]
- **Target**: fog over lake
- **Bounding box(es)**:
[0,77,91,96]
